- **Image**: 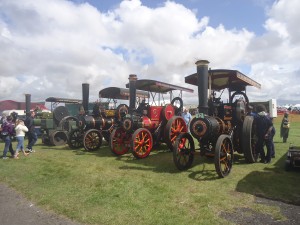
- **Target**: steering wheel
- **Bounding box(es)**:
[230,91,249,105]
[171,97,183,115]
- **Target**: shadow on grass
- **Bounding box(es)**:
[235,152,300,205]
[110,147,221,180]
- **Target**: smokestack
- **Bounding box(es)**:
[25,94,31,116]
[128,74,137,113]
[196,60,210,114]
[82,83,89,114]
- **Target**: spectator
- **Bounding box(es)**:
[182,107,192,126]
[14,119,29,159]
[254,104,273,164]
[280,112,290,143]
[25,111,37,153]
[1,116,15,159]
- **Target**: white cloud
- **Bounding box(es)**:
[0,0,299,107]
[243,0,300,104]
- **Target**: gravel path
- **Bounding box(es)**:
[0,183,84,225]
[220,197,300,225]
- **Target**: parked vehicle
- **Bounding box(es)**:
[172,60,261,178]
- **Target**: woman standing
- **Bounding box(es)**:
[14,119,29,159]
[280,112,290,143]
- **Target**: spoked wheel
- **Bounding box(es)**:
[214,134,233,178]
[173,132,195,170]
[165,116,187,150]
[110,128,130,155]
[68,129,83,149]
[131,128,153,159]
[242,115,258,163]
[58,116,79,132]
[83,129,103,151]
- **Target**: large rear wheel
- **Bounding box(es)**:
[173,132,195,170]
[131,128,153,159]
[214,134,233,178]
[242,116,258,163]
[165,116,187,150]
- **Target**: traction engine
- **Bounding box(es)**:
[173,60,261,178]
[110,74,193,159]
[63,83,129,151]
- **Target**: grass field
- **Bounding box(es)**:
[0,114,300,225]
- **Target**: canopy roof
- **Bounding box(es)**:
[99,87,149,100]
[45,97,82,104]
[185,69,261,91]
[125,79,194,93]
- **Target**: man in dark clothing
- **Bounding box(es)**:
[25,111,37,153]
[255,104,273,164]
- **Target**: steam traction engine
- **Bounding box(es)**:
[65,84,148,151]
[172,60,261,178]
[110,74,193,159]
[22,94,70,146]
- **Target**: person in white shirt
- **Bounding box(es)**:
[14,119,29,159]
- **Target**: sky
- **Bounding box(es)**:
[0,0,300,107]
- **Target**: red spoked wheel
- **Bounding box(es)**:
[110,127,130,155]
[83,129,103,151]
[165,116,188,150]
[131,128,153,159]
[214,134,233,178]
[173,132,195,170]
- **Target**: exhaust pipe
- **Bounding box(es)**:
[196,60,210,115]
[25,94,31,116]
[128,74,137,113]
[82,83,89,114]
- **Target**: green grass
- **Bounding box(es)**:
[1,115,300,225]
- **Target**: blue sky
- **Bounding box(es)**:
[81,0,271,34]
[0,0,300,105]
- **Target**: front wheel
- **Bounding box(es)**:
[214,134,233,178]
[110,128,130,155]
[68,129,83,149]
[131,128,153,159]
[83,129,103,151]
[173,132,195,170]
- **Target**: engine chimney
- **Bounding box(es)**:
[128,74,137,113]
[196,60,210,114]
[82,83,89,114]
[25,94,31,116]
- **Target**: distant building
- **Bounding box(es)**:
[0,100,48,114]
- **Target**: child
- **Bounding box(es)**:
[14,119,29,159]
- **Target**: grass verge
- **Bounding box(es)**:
[0,114,299,225]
